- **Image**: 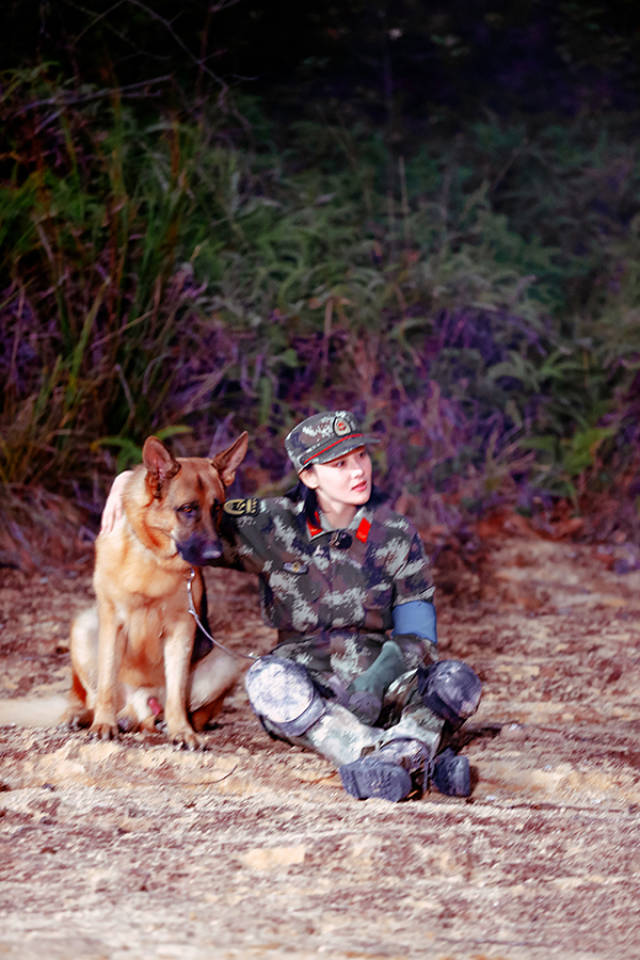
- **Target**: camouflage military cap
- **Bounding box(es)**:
[285,410,380,473]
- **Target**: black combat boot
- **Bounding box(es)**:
[340,739,472,802]
[339,754,413,802]
[339,738,427,802]
[429,748,471,797]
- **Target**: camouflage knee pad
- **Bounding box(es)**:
[245,655,326,737]
[417,659,482,728]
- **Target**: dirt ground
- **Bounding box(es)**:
[1,521,640,960]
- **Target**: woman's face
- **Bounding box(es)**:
[302,446,372,509]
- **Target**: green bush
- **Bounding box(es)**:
[2,68,640,539]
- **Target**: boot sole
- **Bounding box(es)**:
[339,758,412,802]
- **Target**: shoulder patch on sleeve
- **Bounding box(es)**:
[223,497,260,517]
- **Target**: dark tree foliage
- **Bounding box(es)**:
[2,0,640,119]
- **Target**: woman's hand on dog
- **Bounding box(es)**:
[100,471,132,534]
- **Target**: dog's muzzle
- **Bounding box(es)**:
[178,535,223,565]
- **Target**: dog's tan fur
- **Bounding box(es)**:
[65,432,248,748]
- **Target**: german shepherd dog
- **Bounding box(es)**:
[65,432,248,749]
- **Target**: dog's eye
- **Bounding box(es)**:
[178,502,198,516]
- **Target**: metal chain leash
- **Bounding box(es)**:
[186,569,258,662]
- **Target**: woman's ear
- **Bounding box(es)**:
[299,466,319,490]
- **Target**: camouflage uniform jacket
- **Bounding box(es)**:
[215,490,436,684]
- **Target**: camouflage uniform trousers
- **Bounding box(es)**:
[262,628,446,768]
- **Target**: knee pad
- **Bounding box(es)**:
[245,656,326,736]
[417,659,482,727]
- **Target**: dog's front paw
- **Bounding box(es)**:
[62,706,93,730]
[170,726,203,751]
[89,720,120,741]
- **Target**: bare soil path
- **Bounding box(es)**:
[1,529,640,959]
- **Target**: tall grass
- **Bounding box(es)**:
[2,67,640,545]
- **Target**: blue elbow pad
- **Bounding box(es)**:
[392,600,437,645]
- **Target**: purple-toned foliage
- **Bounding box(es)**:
[3,69,640,549]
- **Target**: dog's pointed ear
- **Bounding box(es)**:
[211,431,249,487]
[142,436,181,499]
